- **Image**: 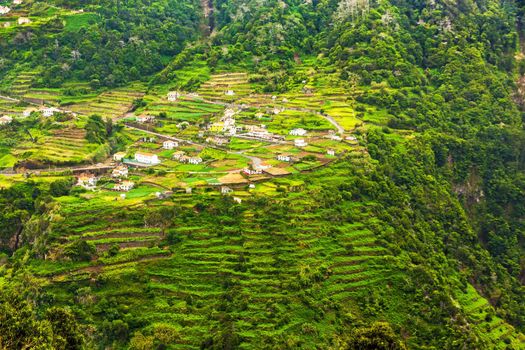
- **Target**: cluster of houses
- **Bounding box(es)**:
[75,164,135,193]
[23,106,64,118]
[208,109,239,136]
[173,151,202,164]
[0,6,10,14]
[136,115,155,123]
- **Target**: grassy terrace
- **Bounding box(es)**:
[68,83,146,119]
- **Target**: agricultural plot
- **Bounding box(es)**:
[68,84,146,119]
[454,284,525,348]
[197,72,253,102]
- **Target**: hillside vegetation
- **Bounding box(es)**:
[1,0,525,348]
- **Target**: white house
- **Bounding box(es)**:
[76,174,97,189]
[233,197,242,204]
[221,186,233,195]
[0,6,11,15]
[135,151,160,165]
[40,106,60,117]
[113,152,126,162]
[249,184,255,189]
[0,115,13,125]
[327,149,336,156]
[136,115,155,123]
[242,167,262,175]
[163,140,178,150]
[167,91,179,101]
[294,139,308,147]
[112,165,128,178]
[114,181,134,192]
[172,151,185,160]
[17,17,31,25]
[225,90,235,96]
[13,0,22,5]
[188,157,202,165]
[289,128,307,136]
[277,154,293,162]
[330,134,343,141]
[346,135,357,142]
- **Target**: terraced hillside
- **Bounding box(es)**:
[198,72,252,102]
[69,84,146,119]
[12,126,107,165]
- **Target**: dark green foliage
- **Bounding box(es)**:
[85,115,109,144]
[63,240,96,261]
[50,178,75,197]
[344,322,407,350]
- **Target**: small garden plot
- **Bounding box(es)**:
[266,110,332,134]
[228,137,266,151]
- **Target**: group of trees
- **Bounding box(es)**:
[0,0,202,88]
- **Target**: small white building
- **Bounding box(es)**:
[233,197,242,204]
[289,128,307,136]
[188,157,202,165]
[277,154,292,162]
[225,90,235,96]
[242,168,262,175]
[40,106,60,117]
[13,0,22,5]
[294,139,308,147]
[330,134,343,141]
[17,17,31,25]
[136,115,155,123]
[0,6,11,15]
[221,186,233,195]
[346,135,357,142]
[0,115,13,125]
[167,91,179,101]
[327,149,336,156]
[76,174,97,189]
[163,140,178,150]
[135,152,160,165]
[249,184,256,189]
[172,151,185,160]
[112,165,128,178]
[114,181,134,192]
[113,152,126,162]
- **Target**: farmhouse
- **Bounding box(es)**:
[113,152,126,162]
[225,90,235,96]
[233,197,242,204]
[289,128,307,136]
[135,151,160,165]
[172,151,185,160]
[294,139,308,147]
[17,17,31,25]
[0,115,13,125]
[242,167,262,175]
[330,134,343,141]
[136,115,155,123]
[346,135,357,142]
[167,91,179,101]
[327,149,335,156]
[221,186,233,195]
[0,6,10,15]
[23,107,38,117]
[112,165,128,178]
[277,153,296,162]
[76,173,98,189]
[114,181,135,192]
[163,140,178,150]
[188,157,203,165]
[13,0,22,4]
[40,106,60,117]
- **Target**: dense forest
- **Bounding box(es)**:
[1,0,525,348]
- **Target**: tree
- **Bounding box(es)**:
[344,322,407,350]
